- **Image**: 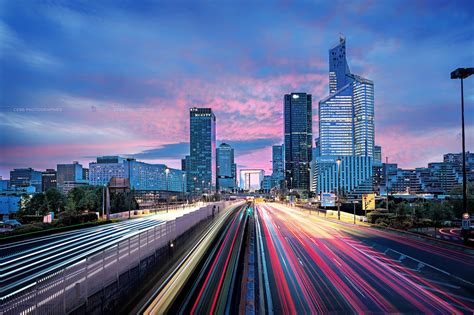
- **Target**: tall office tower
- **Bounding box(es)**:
[319,36,374,158]
[216,143,236,192]
[313,37,375,196]
[284,93,312,191]
[42,169,57,192]
[271,145,285,188]
[10,168,42,191]
[188,107,216,194]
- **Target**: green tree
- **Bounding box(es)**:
[77,190,99,211]
[45,188,65,213]
[448,182,474,218]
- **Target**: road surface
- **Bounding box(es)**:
[256,203,474,314]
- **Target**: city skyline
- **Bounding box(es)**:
[1,1,473,179]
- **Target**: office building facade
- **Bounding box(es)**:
[57,162,84,193]
[10,168,42,192]
[42,169,57,192]
[284,93,312,191]
[216,143,236,192]
[313,37,374,196]
[271,144,285,188]
[188,107,216,194]
[89,156,185,192]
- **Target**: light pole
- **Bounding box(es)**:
[353,200,359,224]
[201,180,205,202]
[182,173,186,204]
[336,158,341,221]
[165,168,170,213]
[451,68,473,215]
[126,158,134,219]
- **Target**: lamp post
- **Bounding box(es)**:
[182,173,186,204]
[352,200,359,224]
[165,168,170,213]
[201,180,205,202]
[336,158,341,221]
[126,158,134,220]
[451,67,473,215]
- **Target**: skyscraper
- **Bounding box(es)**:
[313,37,375,196]
[188,107,216,195]
[284,93,312,191]
[216,143,236,192]
[271,144,284,188]
[319,36,374,158]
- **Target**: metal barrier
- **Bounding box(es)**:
[1,201,234,315]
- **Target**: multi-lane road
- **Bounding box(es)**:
[142,202,249,314]
[257,203,474,313]
[3,201,473,314]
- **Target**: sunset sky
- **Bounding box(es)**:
[1,0,473,178]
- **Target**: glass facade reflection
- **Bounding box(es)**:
[284,93,312,191]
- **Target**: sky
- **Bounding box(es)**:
[1,0,473,179]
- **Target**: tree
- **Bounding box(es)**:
[448,182,474,218]
[77,190,99,211]
[45,188,65,213]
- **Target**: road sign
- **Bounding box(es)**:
[362,193,375,211]
[321,193,336,207]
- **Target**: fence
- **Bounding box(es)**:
[1,201,234,315]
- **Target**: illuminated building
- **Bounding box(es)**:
[284,93,312,191]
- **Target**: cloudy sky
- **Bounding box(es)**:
[1,0,473,178]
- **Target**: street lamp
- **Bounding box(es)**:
[336,158,341,221]
[165,168,170,213]
[451,67,473,215]
[126,158,134,219]
[182,173,186,204]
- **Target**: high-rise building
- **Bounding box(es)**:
[284,93,312,191]
[188,107,216,194]
[10,168,42,192]
[319,36,374,158]
[312,37,375,196]
[216,143,236,192]
[42,169,57,192]
[271,144,285,188]
[57,162,84,193]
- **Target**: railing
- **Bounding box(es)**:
[1,201,235,315]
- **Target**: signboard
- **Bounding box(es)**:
[321,193,336,207]
[362,193,375,211]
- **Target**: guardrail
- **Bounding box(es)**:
[1,201,235,315]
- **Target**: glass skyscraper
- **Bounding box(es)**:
[313,37,375,196]
[216,143,236,192]
[319,36,374,158]
[284,93,312,191]
[271,144,284,188]
[188,107,216,194]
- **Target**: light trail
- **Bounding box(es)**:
[256,203,474,314]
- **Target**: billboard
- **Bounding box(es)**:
[321,193,336,207]
[362,193,376,211]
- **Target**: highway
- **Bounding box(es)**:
[256,203,474,314]
[142,202,249,314]
[0,216,165,299]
